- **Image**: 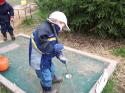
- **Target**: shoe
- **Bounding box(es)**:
[11,36,15,40]
[9,31,15,40]
[2,32,7,41]
[52,75,63,83]
[43,89,57,93]
[3,38,7,41]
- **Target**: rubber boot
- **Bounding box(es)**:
[42,86,57,93]
[2,32,7,41]
[43,89,57,93]
[52,75,63,83]
[3,37,7,41]
[9,31,15,40]
[11,35,15,40]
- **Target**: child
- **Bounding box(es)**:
[29,11,70,93]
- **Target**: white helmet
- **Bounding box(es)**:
[48,11,70,31]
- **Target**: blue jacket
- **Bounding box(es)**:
[0,2,14,23]
[29,21,62,70]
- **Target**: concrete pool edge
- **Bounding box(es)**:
[0,33,117,93]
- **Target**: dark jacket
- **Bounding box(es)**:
[0,2,14,23]
[29,20,61,68]
[32,20,59,54]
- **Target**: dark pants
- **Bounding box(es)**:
[0,22,14,38]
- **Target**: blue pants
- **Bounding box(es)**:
[35,62,55,90]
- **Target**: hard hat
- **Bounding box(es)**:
[0,0,5,4]
[48,11,70,31]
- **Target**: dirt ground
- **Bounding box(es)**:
[0,9,125,93]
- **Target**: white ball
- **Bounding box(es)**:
[65,74,72,79]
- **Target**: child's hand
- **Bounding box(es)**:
[58,55,68,64]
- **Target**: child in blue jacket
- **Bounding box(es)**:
[29,11,70,93]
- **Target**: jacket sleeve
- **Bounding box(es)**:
[8,4,14,16]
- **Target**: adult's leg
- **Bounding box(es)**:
[0,23,7,41]
[6,22,15,40]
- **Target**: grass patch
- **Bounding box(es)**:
[7,0,20,5]
[32,10,49,22]
[0,85,12,93]
[8,0,35,6]
[102,79,115,93]
[20,10,48,28]
[112,47,125,57]
[21,10,49,27]
[36,10,49,20]
[22,18,34,26]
